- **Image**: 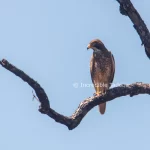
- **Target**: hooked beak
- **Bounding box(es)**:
[87,44,91,50]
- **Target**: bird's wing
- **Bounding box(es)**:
[110,52,115,84]
[90,54,95,84]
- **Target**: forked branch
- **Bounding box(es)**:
[1,59,150,130]
[1,0,150,130]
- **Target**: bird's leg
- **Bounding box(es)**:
[93,89,107,97]
[93,92,102,96]
[93,86,102,97]
[102,88,109,96]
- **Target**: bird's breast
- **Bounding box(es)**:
[93,54,111,73]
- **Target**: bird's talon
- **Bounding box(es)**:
[93,93,97,96]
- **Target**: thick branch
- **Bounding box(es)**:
[116,0,150,58]
[1,59,150,130]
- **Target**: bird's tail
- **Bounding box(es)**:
[98,103,106,114]
[96,88,106,114]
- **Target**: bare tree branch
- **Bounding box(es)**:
[1,0,150,130]
[116,0,150,58]
[1,59,150,130]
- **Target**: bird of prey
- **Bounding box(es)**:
[87,39,115,114]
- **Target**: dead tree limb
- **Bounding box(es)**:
[116,0,150,58]
[1,0,150,130]
[1,59,150,130]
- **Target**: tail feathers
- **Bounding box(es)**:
[98,103,106,114]
[95,88,106,114]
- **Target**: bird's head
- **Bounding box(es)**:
[87,39,106,52]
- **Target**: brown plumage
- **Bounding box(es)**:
[87,39,115,114]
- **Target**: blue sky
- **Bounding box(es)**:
[0,0,150,149]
